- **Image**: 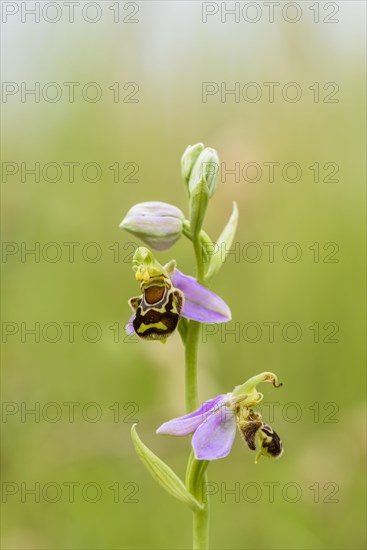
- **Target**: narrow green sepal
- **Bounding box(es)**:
[131,425,203,513]
[205,201,239,280]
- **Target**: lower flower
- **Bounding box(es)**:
[157,372,284,463]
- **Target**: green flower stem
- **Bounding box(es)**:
[185,322,210,549]
[178,317,188,344]
[193,235,205,283]
[186,453,210,549]
[193,488,209,550]
[184,235,210,549]
[182,220,213,277]
[185,320,200,412]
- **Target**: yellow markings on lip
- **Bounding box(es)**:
[135,269,151,283]
[137,321,168,334]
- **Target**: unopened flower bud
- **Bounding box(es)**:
[181,142,204,186]
[189,147,220,198]
[120,201,185,251]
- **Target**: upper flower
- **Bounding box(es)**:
[157,372,283,462]
[120,201,185,251]
[127,247,231,342]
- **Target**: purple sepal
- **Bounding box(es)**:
[156,394,228,436]
[170,269,231,323]
[126,314,135,335]
[192,405,236,460]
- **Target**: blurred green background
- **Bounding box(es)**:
[1,1,366,549]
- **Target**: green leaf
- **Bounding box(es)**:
[131,425,203,513]
[205,201,239,280]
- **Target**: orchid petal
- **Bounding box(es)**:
[192,405,236,460]
[126,314,135,335]
[156,394,228,436]
[169,269,231,323]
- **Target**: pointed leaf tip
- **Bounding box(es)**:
[130,425,203,513]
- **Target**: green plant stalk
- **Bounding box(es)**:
[185,232,209,550]
[185,320,200,412]
[192,485,209,550]
[193,236,205,283]
[186,454,210,550]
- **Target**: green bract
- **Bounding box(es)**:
[204,201,239,281]
[131,425,203,513]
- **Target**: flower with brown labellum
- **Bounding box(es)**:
[126,247,231,343]
[157,372,284,462]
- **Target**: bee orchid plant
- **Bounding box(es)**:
[119,143,284,550]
